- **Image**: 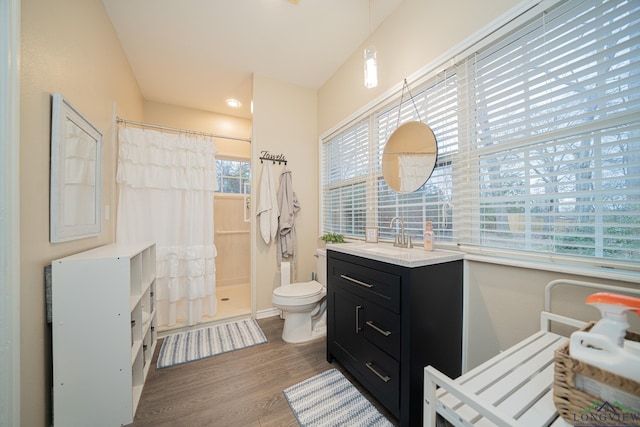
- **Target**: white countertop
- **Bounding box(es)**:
[326,242,464,268]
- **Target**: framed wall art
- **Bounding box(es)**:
[365,226,379,243]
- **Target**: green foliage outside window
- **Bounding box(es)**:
[216,159,250,194]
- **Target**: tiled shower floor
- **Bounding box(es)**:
[209,283,251,320]
[158,283,251,335]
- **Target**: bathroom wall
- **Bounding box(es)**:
[20,0,144,425]
[252,74,318,314]
[466,260,640,370]
[317,0,520,135]
[143,100,252,159]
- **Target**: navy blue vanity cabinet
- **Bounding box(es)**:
[326,249,463,426]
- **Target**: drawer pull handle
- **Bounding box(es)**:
[340,274,373,288]
[366,321,391,337]
[365,362,390,383]
[355,305,362,333]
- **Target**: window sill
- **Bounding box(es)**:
[462,251,640,284]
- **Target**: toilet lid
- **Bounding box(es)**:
[273,281,323,298]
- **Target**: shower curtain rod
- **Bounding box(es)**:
[116,117,252,143]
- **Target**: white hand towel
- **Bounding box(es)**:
[256,162,279,244]
[398,155,436,192]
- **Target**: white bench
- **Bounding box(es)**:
[424,279,640,427]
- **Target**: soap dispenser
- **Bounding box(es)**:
[423,221,434,251]
[569,292,640,382]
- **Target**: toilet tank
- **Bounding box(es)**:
[316,249,327,285]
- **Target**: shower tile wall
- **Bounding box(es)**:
[214,194,250,286]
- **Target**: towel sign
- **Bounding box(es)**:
[260,151,287,165]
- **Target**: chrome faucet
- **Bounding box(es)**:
[389,217,412,248]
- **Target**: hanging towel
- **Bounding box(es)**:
[257,161,279,244]
[398,154,436,192]
[277,167,300,268]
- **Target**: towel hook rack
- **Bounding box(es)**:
[259,150,287,165]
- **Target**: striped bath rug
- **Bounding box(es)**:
[284,368,393,427]
[156,318,267,369]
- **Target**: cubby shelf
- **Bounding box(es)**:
[52,242,157,427]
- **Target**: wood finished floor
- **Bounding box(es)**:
[128,316,399,427]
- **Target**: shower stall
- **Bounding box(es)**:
[116,119,252,332]
[213,190,251,320]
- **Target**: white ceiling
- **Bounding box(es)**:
[102,0,404,119]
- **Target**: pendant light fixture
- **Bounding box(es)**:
[364,0,378,88]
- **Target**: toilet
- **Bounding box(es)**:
[272,249,327,343]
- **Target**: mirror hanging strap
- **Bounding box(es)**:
[395,78,423,129]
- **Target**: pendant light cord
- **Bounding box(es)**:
[369,0,372,36]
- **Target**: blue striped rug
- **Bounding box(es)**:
[156,318,267,369]
[284,368,393,427]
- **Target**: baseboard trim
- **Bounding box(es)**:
[257,308,280,319]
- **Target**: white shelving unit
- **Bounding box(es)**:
[51,242,157,427]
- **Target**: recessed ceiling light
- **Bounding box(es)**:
[226,98,241,108]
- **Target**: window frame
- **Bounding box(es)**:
[320,0,640,269]
[215,156,251,195]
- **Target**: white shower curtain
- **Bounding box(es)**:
[116,126,218,327]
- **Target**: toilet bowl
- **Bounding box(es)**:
[272,249,327,343]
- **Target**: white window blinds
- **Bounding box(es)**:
[375,76,458,242]
[321,0,640,263]
[321,74,458,243]
[322,119,370,236]
[458,0,640,261]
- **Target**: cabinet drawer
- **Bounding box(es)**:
[362,303,400,360]
[358,338,399,416]
[330,258,400,312]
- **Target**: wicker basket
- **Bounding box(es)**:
[553,321,640,426]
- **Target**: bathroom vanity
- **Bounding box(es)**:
[326,243,464,426]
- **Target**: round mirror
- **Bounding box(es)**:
[382,121,438,193]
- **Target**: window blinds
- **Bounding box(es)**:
[375,76,458,242]
[457,0,640,261]
[322,74,458,243]
[321,0,640,263]
[322,119,370,236]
